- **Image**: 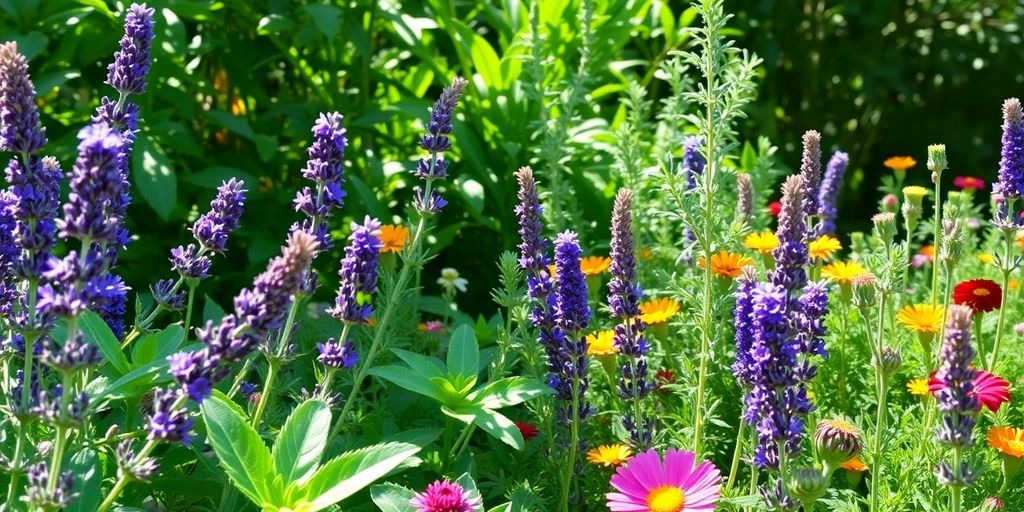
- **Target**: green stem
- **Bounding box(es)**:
[988,233,1014,372]
[226,355,254,399]
[448,422,474,464]
[249,358,280,428]
[725,413,747,492]
[929,177,943,306]
[560,375,581,512]
[47,371,74,492]
[5,427,26,509]
[973,315,986,371]
[182,284,197,335]
[950,447,962,512]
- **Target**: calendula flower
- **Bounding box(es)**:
[884,156,917,171]
[607,448,722,512]
[698,250,754,278]
[841,457,868,472]
[588,444,633,467]
[378,224,409,253]
[988,427,1024,458]
[954,176,986,191]
[437,267,467,294]
[907,378,930,396]
[639,298,680,325]
[808,235,842,261]
[744,231,780,254]
[586,330,617,356]
[1017,234,1024,252]
[897,304,945,334]
[821,260,869,284]
[929,369,1011,413]
[978,253,995,265]
[580,256,612,276]
[953,279,1002,313]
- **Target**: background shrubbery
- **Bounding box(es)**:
[2,0,1022,315]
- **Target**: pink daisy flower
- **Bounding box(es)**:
[928,369,1011,413]
[410,479,481,512]
[607,448,722,512]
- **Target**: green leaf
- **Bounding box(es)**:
[257,14,296,35]
[470,377,549,410]
[446,324,479,379]
[206,110,255,139]
[80,311,131,375]
[201,394,278,506]
[66,448,101,512]
[184,166,257,189]
[273,400,332,486]
[369,365,446,401]
[203,294,228,323]
[369,483,416,512]
[391,348,446,378]
[132,138,177,220]
[253,134,278,163]
[131,324,185,366]
[94,357,174,404]
[470,408,524,450]
[300,442,420,511]
[302,4,342,39]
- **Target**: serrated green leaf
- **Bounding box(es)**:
[273,400,331,485]
[201,394,278,506]
[300,442,420,511]
[369,483,417,512]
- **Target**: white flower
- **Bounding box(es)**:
[437,267,467,294]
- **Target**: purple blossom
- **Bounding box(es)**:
[233,230,319,335]
[4,154,61,286]
[327,217,382,324]
[816,150,849,235]
[998,98,1024,199]
[554,231,590,332]
[733,268,757,388]
[793,280,829,381]
[191,178,247,254]
[411,77,467,214]
[0,191,17,314]
[40,334,100,371]
[106,3,155,95]
[608,189,643,319]
[682,135,706,190]
[799,130,822,220]
[317,338,358,369]
[934,305,979,485]
[0,42,46,154]
[293,112,347,248]
[150,278,185,310]
[24,461,76,509]
[58,123,124,244]
[769,175,808,294]
[515,167,549,278]
[170,244,211,280]
[147,389,193,444]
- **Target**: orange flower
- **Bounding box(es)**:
[896,304,944,334]
[378,224,410,254]
[587,444,632,467]
[638,247,654,261]
[580,256,611,276]
[841,457,868,472]
[989,426,1024,458]
[639,298,680,325]
[884,156,916,172]
[1017,234,1024,252]
[698,250,754,278]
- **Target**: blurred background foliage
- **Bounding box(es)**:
[2,0,1022,316]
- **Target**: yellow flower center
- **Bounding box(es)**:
[974,288,991,297]
[647,485,685,512]
[1008,439,1024,454]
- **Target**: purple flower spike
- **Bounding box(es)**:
[998,98,1024,199]
[4,156,61,283]
[682,135,706,190]
[934,304,979,486]
[146,389,193,444]
[58,123,124,244]
[733,267,757,388]
[191,178,247,254]
[799,130,822,219]
[317,338,358,369]
[769,175,809,294]
[0,191,17,314]
[0,42,46,154]
[106,3,155,95]
[293,112,347,248]
[328,217,382,324]
[816,150,849,235]
[411,77,468,214]
[553,231,590,332]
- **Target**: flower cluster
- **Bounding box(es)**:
[551,231,592,422]
[293,112,347,248]
[799,130,822,220]
[997,98,1024,199]
[934,305,979,485]
[816,150,849,235]
[168,178,247,287]
[0,42,46,154]
[105,3,156,96]
[412,77,468,214]
[327,217,383,324]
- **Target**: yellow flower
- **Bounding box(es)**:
[580,256,612,276]
[902,186,929,199]
[698,250,754,279]
[378,224,410,254]
[638,247,653,261]
[743,231,779,254]
[587,444,632,467]
[1010,280,1020,291]
[977,253,995,265]
[884,156,917,171]
[639,298,680,325]
[586,330,617,356]
[808,235,842,261]
[906,378,929,397]
[821,261,868,284]
[841,457,868,472]
[897,304,945,334]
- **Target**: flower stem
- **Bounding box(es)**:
[726,414,747,492]
[560,376,581,512]
[951,447,962,512]
[929,177,943,306]
[988,232,1014,372]
[182,284,197,335]
[249,358,280,429]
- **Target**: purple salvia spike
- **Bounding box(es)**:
[816,150,849,235]
[997,98,1024,199]
[106,3,156,95]
[0,42,46,154]
[327,217,383,324]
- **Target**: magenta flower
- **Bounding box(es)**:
[410,479,481,512]
[607,448,721,512]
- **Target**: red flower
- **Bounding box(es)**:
[515,421,538,442]
[953,176,986,191]
[952,279,1002,313]
[655,369,676,394]
[928,369,1011,413]
[767,201,782,217]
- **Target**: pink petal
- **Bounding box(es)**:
[606,492,648,511]
[662,448,696,487]
[627,448,666,490]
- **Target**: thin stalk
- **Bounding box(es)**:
[560,376,582,512]
[326,214,429,445]
[249,289,304,428]
[988,233,1013,372]
[226,355,254,399]
[950,447,962,512]
[725,415,747,491]
[929,178,943,306]
[47,371,74,491]
[869,292,888,512]
[5,423,26,508]
[182,284,197,335]
[249,358,280,429]
[973,315,986,371]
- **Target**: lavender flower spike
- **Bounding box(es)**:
[799,130,822,220]
[816,151,849,235]
[0,42,46,154]
[733,267,757,388]
[934,304,979,486]
[191,178,247,254]
[106,3,155,95]
[293,112,347,248]
[551,231,592,425]
[412,77,468,214]
[609,189,642,319]
[58,123,124,245]
[5,156,61,283]
[515,167,549,280]
[0,191,17,314]
[682,135,706,190]
[998,98,1024,199]
[769,175,809,294]
[554,231,591,332]
[328,217,383,324]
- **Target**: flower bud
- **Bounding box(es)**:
[851,274,877,311]
[1014,322,1024,337]
[872,212,898,245]
[881,194,898,213]
[787,467,828,503]
[981,497,1005,512]
[873,346,902,377]
[902,186,927,225]
[814,419,863,469]
[927,144,947,172]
